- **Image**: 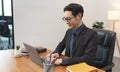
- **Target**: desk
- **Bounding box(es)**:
[0,49,105,72]
[0,49,66,72]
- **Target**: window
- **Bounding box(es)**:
[0,0,13,50]
[3,0,12,16]
[0,0,2,16]
[0,0,12,16]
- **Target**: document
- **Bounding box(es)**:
[66,62,105,72]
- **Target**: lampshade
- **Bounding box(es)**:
[108,10,120,20]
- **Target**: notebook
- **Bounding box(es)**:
[23,43,46,68]
[66,62,105,72]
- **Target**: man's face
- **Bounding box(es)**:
[63,11,82,29]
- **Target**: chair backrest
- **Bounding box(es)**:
[94,29,116,68]
[0,22,10,37]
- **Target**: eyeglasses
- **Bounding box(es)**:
[62,16,74,22]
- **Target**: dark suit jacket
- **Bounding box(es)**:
[54,25,98,66]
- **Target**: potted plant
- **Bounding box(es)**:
[16,45,20,50]
[92,21,104,29]
[14,45,21,57]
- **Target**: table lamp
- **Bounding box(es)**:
[108,10,120,54]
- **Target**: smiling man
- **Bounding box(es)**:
[47,3,98,66]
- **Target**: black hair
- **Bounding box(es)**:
[64,3,84,17]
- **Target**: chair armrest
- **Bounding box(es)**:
[101,63,114,71]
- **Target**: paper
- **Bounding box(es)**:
[66,62,105,72]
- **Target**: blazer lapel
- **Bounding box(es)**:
[65,29,73,56]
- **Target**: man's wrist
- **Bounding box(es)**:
[62,58,68,65]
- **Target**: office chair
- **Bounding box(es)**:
[0,21,10,50]
[94,29,116,72]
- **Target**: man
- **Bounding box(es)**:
[47,3,98,66]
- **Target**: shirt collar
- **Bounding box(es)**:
[73,23,85,36]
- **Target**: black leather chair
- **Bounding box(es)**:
[0,21,10,50]
[94,29,116,72]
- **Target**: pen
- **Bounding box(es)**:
[52,57,58,64]
[46,53,53,72]
[49,53,53,64]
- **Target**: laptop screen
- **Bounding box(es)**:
[23,43,43,67]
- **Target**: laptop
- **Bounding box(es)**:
[23,43,46,68]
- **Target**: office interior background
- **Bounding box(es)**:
[0,0,120,58]
[0,0,13,50]
[14,0,120,57]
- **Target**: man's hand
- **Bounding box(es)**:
[46,53,60,62]
[54,59,62,65]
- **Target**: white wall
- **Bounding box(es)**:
[13,0,120,57]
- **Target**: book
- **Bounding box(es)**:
[66,62,105,72]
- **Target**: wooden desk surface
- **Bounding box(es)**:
[0,49,66,72]
[0,49,105,72]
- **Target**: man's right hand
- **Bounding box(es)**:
[46,53,60,62]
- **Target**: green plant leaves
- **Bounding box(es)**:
[92,21,104,29]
